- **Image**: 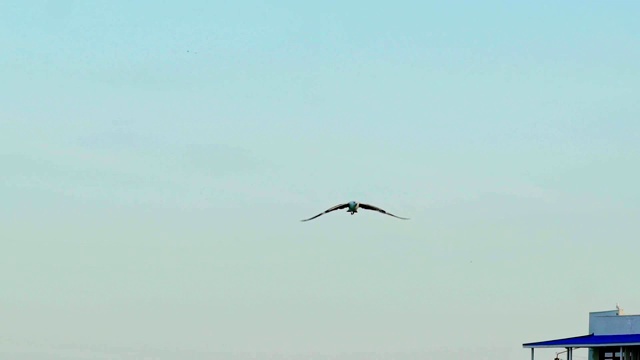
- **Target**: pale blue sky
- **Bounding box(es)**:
[2,1,640,359]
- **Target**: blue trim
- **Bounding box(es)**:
[524,334,640,348]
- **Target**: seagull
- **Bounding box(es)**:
[301,201,409,222]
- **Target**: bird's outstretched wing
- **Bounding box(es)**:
[301,203,349,222]
[359,203,410,220]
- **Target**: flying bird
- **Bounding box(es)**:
[301,201,409,222]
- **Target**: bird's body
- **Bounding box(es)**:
[301,201,409,221]
[347,201,358,214]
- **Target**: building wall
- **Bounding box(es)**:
[589,310,640,335]
[589,310,640,360]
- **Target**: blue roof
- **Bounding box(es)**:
[524,334,640,348]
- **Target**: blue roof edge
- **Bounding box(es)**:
[524,334,640,348]
[523,334,594,348]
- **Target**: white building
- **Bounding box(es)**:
[523,307,640,360]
